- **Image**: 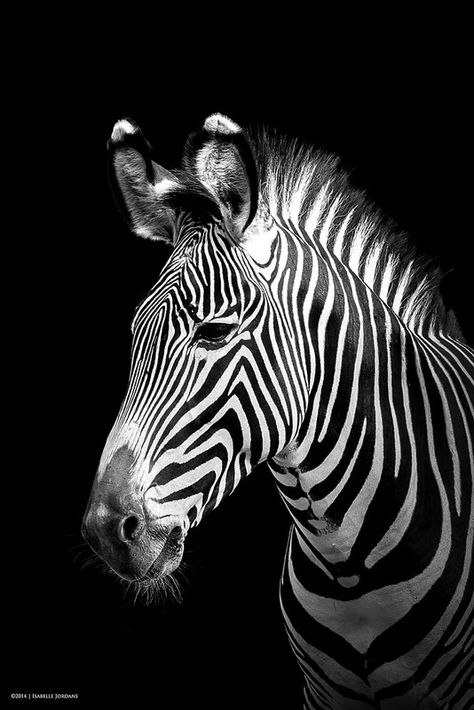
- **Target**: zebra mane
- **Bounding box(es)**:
[250,127,462,339]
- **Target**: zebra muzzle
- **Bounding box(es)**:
[82,490,187,581]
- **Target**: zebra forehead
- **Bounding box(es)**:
[166,231,246,285]
[132,259,244,332]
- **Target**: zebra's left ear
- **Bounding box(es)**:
[183,114,258,240]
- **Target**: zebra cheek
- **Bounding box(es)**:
[194,348,207,364]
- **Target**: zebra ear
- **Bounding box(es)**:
[108,118,182,243]
[183,114,258,239]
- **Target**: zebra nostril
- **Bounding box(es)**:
[117,514,142,543]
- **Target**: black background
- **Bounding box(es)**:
[7,19,472,710]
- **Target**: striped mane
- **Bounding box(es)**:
[251,128,462,340]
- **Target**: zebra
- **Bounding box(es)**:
[82,113,474,709]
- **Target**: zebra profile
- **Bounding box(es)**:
[82,113,474,709]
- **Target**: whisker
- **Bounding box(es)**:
[80,556,103,571]
[76,535,190,607]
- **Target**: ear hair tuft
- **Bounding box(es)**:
[183,114,258,237]
[203,114,241,136]
[110,118,139,143]
[108,118,222,244]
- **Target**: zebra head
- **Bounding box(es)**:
[82,115,307,587]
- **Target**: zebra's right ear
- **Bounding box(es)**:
[108,119,182,243]
[183,114,258,241]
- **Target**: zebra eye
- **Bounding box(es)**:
[194,321,237,344]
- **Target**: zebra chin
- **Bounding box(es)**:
[105,539,186,606]
[92,528,186,591]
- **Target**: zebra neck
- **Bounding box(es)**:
[269,249,412,569]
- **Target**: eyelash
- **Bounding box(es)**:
[193,322,237,344]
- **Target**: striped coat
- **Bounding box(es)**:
[83,114,473,709]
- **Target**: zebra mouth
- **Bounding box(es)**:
[142,527,185,580]
[126,530,185,605]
